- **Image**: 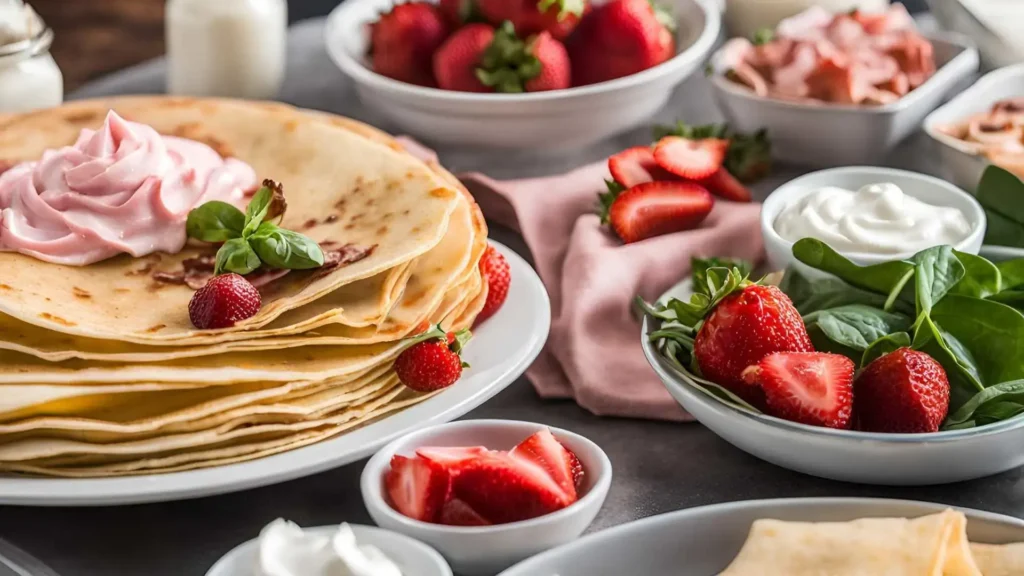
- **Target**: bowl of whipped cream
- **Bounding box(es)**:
[204,519,452,576]
[761,166,987,273]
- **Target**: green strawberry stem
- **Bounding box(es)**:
[652,122,772,183]
[537,0,585,20]
[404,324,473,368]
[597,179,626,224]
[476,21,541,93]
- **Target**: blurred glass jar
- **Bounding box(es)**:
[166,0,287,100]
[724,0,889,39]
[0,1,62,113]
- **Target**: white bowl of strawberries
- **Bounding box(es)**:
[641,245,1024,486]
[361,420,612,576]
[324,0,721,148]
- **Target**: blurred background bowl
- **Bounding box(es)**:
[324,0,720,149]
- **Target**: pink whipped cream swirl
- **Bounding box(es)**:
[0,111,257,265]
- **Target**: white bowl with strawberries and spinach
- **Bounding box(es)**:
[641,240,1024,485]
[324,0,721,148]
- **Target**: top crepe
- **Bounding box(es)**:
[0,97,460,343]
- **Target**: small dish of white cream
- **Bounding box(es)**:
[204,520,451,576]
[760,167,986,271]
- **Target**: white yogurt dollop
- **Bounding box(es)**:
[773,182,973,255]
[256,519,402,576]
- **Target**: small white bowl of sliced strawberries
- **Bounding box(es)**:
[361,420,612,576]
[324,0,720,148]
[599,122,769,243]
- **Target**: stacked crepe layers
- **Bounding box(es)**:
[0,97,488,478]
[721,509,1024,576]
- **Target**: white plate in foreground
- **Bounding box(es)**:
[206,524,452,576]
[0,240,550,506]
[499,498,1024,576]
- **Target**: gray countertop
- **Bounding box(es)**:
[1,16,1018,576]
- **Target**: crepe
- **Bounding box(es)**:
[970,543,1024,576]
[0,192,480,361]
[0,97,462,344]
[0,102,489,478]
[720,510,983,575]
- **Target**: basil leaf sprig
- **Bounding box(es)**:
[186,179,324,275]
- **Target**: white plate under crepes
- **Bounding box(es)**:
[641,254,1024,486]
[0,240,550,506]
[498,498,1024,576]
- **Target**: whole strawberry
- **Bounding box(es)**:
[188,273,262,329]
[475,22,570,93]
[476,245,511,324]
[854,348,950,433]
[694,284,813,406]
[433,24,496,92]
[742,352,855,429]
[370,2,451,87]
[396,325,471,392]
[478,0,588,40]
[568,0,676,86]
[438,0,480,26]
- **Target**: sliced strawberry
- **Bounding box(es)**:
[415,446,491,471]
[700,169,752,203]
[653,136,728,180]
[510,429,581,500]
[606,181,714,244]
[568,450,584,491]
[607,146,674,188]
[384,455,451,523]
[439,498,492,526]
[451,452,573,524]
[741,352,855,430]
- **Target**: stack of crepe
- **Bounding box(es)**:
[721,509,1024,575]
[0,97,488,477]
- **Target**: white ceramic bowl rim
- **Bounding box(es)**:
[362,419,613,534]
[760,166,987,262]
[642,315,1024,443]
[498,496,1024,575]
[325,0,721,103]
[710,29,977,114]
[923,62,1024,154]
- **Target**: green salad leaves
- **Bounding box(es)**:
[644,241,1024,430]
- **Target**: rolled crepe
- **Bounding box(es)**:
[720,510,982,575]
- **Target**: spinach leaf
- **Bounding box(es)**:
[976,165,1024,248]
[989,289,1024,310]
[912,246,965,317]
[950,250,1001,298]
[804,305,912,352]
[778,269,905,315]
[997,259,1024,290]
[792,238,915,296]
[931,294,1024,387]
[862,332,911,367]
[945,379,1024,427]
[975,401,1024,424]
[912,314,984,411]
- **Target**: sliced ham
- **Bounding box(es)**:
[723,3,935,107]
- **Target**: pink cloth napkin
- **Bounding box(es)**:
[402,140,765,421]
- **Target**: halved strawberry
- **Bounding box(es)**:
[439,498,492,526]
[700,168,752,203]
[741,352,855,430]
[602,181,714,244]
[416,446,490,470]
[510,429,582,499]
[451,452,573,524]
[607,146,674,188]
[653,136,728,180]
[384,455,451,522]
